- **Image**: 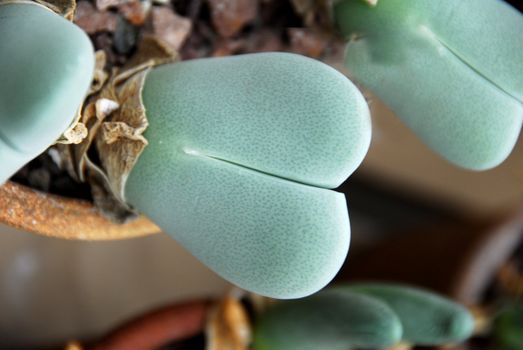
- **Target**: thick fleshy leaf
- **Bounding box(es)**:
[345,283,475,345]
[0,3,94,183]
[252,289,402,350]
[335,0,523,170]
[126,53,371,298]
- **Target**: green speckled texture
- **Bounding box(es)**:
[126,53,371,298]
[253,289,402,350]
[0,2,94,184]
[335,0,523,170]
[346,283,474,345]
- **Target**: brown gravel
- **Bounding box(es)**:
[207,0,258,38]
[150,6,192,51]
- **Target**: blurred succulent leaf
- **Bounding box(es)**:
[494,304,523,350]
[0,2,94,184]
[334,0,523,170]
[125,52,371,298]
[252,289,402,350]
[344,283,474,345]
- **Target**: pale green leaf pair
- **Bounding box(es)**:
[253,283,474,350]
[126,53,371,298]
[335,0,523,170]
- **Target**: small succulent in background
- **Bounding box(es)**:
[253,289,402,350]
[494,303,523,350]
[126,52,371,298]
[334,0,523,170]
[253,283,475,350]
[345,283,475,345]
[0,2,94,183]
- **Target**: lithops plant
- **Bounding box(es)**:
[1,22,371,299]
[253,289,402,350]
[0,1,94,183]
[126,53,371,298]
[345,283,475,345]
[253,283,474,350]
[334,0,523,170]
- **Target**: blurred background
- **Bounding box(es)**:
[1,95,522,349]
[1,0,522,349]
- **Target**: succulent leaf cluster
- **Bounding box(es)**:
[253,284,475,350]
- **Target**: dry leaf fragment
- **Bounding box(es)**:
[101,121,148,145]
[35,0,76,20]
[206,291,252,350]
[57,40,177,222]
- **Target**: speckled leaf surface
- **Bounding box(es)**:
[252,289,402,350]
[335,0,523,170]
[0,2,94,184]
[345,283,474,345]
[126,53,371,298]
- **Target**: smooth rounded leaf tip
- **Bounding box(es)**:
[253,289,402,350]
[336,0,523,170]
[344,283,475,345]
[0,2,95,184]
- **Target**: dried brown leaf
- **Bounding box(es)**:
[58,42,177,222]
[206,292,251,350]
[35,0,76,20]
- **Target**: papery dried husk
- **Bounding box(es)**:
[387,343,413,350]
[58,38,178,223]
[206,290,252,350]
[247,292,277,315]
[54,49,109,146]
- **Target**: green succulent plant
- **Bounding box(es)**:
[253,289,402,350]
[334,0,523,170]
[0,2,94,183]
[126,53,371,298]
[0,5,372,299]
[253,283,474,350]
[345,283,475,345]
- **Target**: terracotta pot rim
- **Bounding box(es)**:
[0,181,161,240]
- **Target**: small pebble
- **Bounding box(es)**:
[75,1,118,34]
[113,16,139,55]
[208,0,258,37]
[151,7,192,51]
[288,28,327,58]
